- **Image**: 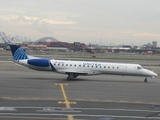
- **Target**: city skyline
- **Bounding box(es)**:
[0,0,160,46]
[0,32,158,47]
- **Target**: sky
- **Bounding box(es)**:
[0,0,160,46]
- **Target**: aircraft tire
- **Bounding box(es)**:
[67,76,72,80]
[144,78,147,83]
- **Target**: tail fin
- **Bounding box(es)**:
[0,32,28,61]
[9,44,28,60]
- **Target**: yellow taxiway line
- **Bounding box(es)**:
[59,84,70,108]
[56,83,74,120]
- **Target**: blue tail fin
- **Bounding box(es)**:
[9,44,28,61]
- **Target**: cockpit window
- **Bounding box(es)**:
[137,66,142,70]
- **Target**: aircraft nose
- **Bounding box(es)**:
[152,72,158,76]
[143,69,158,77]
[149,70,158,76]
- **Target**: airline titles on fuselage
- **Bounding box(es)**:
[55,61,102,67]
[53,61,121,70]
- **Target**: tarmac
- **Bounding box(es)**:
[0,61,160,120]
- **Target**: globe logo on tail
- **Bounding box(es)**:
[13,47,28,60]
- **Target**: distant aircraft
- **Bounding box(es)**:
[1,32,158,82]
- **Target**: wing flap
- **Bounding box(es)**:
[58,69,88,75]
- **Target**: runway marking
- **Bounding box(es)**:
[2,106,160,113]
[0,116,67,119]
[150,102,159,104]
[105,100,113,102]
[58,101,76,104]
[135,101,143,103]
[0,107,16,111]
[2,97,11,99]
[75,99,84,101]
[55,83,68,86]
[1,96,160,105]
[17,97,26,99]
[46,98,56,100]
[55,83,75,120]
[119,100,128,103]
[37,109,81,113]
[32,97,41,100]
[0,113,160,119]
[90,99,98,101]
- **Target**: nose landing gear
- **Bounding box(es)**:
[144,78,147,83]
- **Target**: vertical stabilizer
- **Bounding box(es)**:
[9,44,28,60]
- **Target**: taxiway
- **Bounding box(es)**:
[0,61,160,120]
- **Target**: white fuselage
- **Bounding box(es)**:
[17,59,157,78]
[50,60,155,77]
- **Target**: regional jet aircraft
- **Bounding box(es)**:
[1,32,158,82]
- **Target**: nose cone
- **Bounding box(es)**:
[148,70,158,77]
[143,69,158,77]
[152,72,158,76]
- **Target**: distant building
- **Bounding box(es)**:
[36,37,60,43]
[115,45,132,50]
[28,44,47,50]
[152,41,157,48]
[73,42,86,52]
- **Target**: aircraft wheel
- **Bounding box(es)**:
[74,74,78,78]
[144,78,147,83]
[67,76,72,80]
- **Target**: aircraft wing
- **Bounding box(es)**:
[58,69,88,75]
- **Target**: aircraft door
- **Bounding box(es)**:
[123,66,127,74]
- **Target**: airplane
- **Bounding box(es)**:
[1,32,158,83]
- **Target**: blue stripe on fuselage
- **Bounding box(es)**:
[49,63,56,71]
[28,58,50,67]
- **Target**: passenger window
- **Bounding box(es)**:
[74,65,76,67]
[108,66,110,68]
[70,64,72,66]
[66,64,68,66]
[117,67,119,69]
[79,65,81,67]
[104,66,106,68]
[58,64,60,66]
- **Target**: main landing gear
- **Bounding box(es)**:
[67,74,78,80]
[144,78,147,83]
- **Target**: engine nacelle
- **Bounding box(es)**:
[27,58,50,67]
